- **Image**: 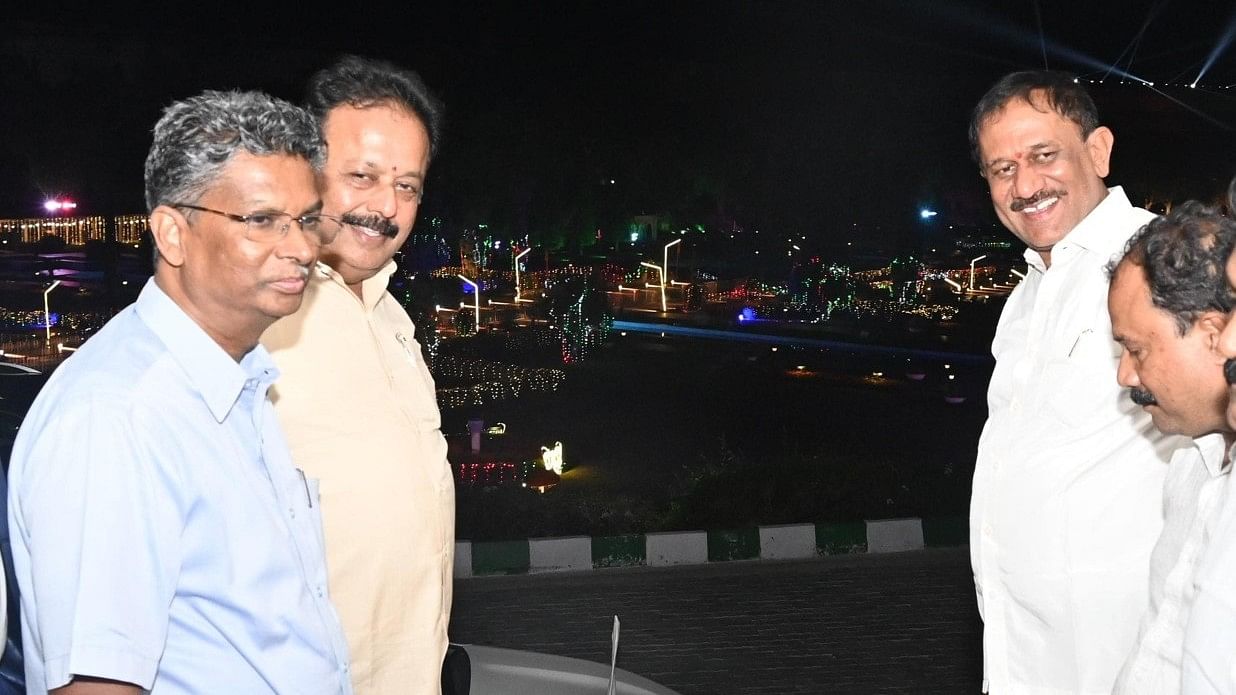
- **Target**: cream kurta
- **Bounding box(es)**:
[263,261,454,695]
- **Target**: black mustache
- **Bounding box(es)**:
[340,213,400,239]
[1225,359,1236,386]
[1130,388,1158,407]
[1010,190,1067,213]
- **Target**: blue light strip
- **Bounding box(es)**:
[611,320,990,363]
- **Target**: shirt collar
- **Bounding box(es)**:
[315,259,396,312]
[1195,431,1232,477]
[133,278,279,423]
[1021,186,1136,272]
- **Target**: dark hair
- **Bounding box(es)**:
[1110,200,1236,335]
[306,54,444,158]
[968,70,1100,167]
[144,90,323,213]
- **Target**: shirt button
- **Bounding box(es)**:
[317,586,325,598]
[289,508,297,519]
[1009,400,1022,415]
[983,524,993,537]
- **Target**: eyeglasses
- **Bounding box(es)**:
[171,204,343,246]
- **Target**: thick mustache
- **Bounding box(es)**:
[340,213,400,239]
[1225,359,1236,386]
[1010,189,1066,213]
[1130,388,1158,407]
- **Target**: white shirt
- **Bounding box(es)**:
[1183,455,1236,693]
[9,280,352,694]
[971,186,1180,695]
[1115,433,1230,694]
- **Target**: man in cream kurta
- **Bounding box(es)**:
[264,261,454,693]
[263,55,453,694]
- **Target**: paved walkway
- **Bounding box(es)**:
[450,546,983,694]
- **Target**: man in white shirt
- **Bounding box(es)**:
[1185,183,1236,693]
[968,70,1179,694]
[1106,202,1236,694]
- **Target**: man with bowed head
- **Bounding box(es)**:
[967,70,1179,693]
[8,91,352,693]
[1106,202,1236,693]
[263,55,454,694]
[1184,177,1236,693]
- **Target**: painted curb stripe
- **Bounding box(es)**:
[707,528,760,562]
[816,521,867,555]
[464,517,959,576]
[471,539,531,575]
[592,534,646,568]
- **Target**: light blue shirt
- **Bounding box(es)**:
[8,279,353,694]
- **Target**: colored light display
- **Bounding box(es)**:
[433,355,565,409]
[541,441,564,475]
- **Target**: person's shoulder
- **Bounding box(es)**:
[1130,207,1158,227]
[261,273,352,354]
[375,288,415,324]
[48,305,155,382]
[262,300,311,353]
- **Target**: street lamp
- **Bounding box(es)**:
[639,261,667,312]
[969,255,987,291]
[43,279,62,345]
[514,247,531,302]
[663,238,681,285]
[458,274,481,333]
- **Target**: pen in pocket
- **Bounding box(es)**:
[1067,328,1094,357]
[297,468,312,508]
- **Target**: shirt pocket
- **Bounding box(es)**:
[1038,326,1127,425]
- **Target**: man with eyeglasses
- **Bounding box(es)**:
[7,90,353,694]
[261,56,453,694]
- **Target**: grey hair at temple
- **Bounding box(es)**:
[143,90,324,213]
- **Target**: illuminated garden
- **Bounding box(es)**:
[0,215,1016,541]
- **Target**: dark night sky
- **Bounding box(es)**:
[2,1,1235,245]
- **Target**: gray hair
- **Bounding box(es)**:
[143,90,324,213]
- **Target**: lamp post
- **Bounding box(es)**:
[639,261,667,312]
[514,247,531,302]
[43,279,62,346]
[663,238,681,285]
[969,254,987,291]
[458,274,481,333]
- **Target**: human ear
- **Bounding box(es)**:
[149,206,188,267]
[1086,126,1114,179]
[1199,311,1230,362]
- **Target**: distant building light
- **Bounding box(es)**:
[43,199,78,214]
